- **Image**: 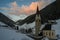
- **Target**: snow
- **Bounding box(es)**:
[0,22,6,25]
[42,37,49,40]
[0,19,60,40]
[0,27,33,40]
[19,22,35,30]
[52,19,60,35]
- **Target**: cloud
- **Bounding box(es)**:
[8,1,44,15]
[21,1,43,14]
[0,1,43,15]
[10,1,18,10]
[0,0,55,15]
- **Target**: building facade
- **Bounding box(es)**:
[43,30,56,39]
[35,6,41,37]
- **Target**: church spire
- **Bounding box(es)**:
[36,5,39,14]
[35,5,41,36]
[37,5,39,12]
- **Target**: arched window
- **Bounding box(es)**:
[39,20,41,22]
[46,32,48,36]
[49,32,51,36]
[52,32,53,36]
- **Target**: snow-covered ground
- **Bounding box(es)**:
[0,27,33,40]
[52,19,60,35]
[0,19,60,40]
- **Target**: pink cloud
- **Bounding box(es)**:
[10,1,18,11]
[0,0,54,15]
[19,1,43,15]
[8,1,44,15]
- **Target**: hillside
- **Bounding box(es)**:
[0,13,15,27]
[17,1,60,25]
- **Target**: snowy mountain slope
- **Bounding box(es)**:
[0,19,60,40]
[16,1,60,26]
[19,19,60,34]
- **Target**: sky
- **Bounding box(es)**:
[0,0,56,21]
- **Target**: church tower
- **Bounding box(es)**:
[35,6,41,36]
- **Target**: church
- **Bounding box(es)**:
[27,6,57,40]
[35,6,57,40]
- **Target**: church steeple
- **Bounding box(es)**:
[37,6,39,11]
[35,5,41,20]
[35,5,41,36]
[36,5,39,14]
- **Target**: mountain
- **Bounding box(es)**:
[17,1,60,25]
[0,12,15,27]
[0,19,60,40]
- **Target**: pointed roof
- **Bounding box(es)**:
[36,5,40,14]
[37,5,39,12]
